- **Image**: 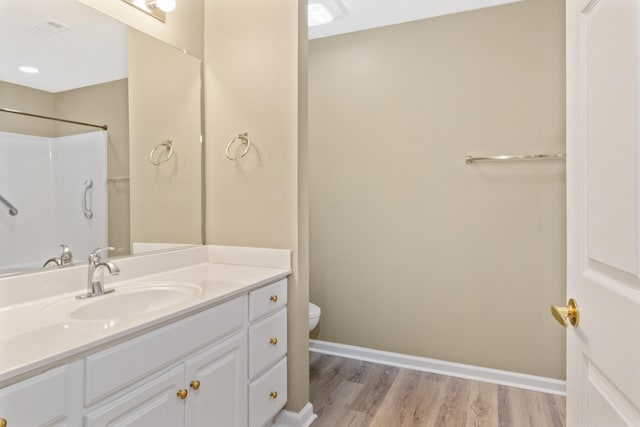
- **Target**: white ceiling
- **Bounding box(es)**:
[308,0,524,39]
[0,0,127,93]
[0,0,522,93]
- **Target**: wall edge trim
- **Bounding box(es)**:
[310,340,566,396]
[273,402,317,427]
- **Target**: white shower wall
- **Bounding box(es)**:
[0,130,107,273]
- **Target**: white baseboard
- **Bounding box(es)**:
[310,340,566,396]
[273,402,317,427]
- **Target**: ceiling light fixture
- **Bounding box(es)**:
[121,0,176,22]
[155,0,176,12]
[308,0,347,27]
[18,66,39,74]
[308,4,334,26]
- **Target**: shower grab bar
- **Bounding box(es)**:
[0,108,107,130]
[82,179,94,219]
[465,153,566,164]
[0,194,18,216]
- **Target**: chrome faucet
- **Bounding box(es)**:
[76,247,120,299]
[43,245,74,268]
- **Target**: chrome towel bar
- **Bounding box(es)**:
[465,153,566,164]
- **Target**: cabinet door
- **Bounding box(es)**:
[0,366,68,427]
[84,366,185,427]
[185,332,247,427]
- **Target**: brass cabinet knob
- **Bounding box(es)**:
[190,380,201,390]
[0,418,6,427]
[269,338,278,345]
[551,298,579,327]
[270,391,278,399]
[177,389,188,400]
[270,295,278,302]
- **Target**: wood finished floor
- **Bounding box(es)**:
[309,353,565,427]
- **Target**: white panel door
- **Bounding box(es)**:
[565,0,640,425]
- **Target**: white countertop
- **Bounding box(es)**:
[0,245,290,388]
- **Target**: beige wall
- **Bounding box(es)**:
[78,0,203,58]
[55,79,130,257]
[309,0,566,379]
[204,0,309,411]
[0,81,55,137]
[128,28,202,246]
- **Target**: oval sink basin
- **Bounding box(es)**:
[42,281,201,321]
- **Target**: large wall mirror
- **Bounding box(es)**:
[0,0,203,276]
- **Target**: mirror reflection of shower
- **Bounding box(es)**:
[0,127,108,275]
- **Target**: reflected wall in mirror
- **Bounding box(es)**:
[0,0,202,276]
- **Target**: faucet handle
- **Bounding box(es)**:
[59,244,73,266]
[88,247,116,263]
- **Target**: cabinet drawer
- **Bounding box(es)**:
[249,279,287,321]
[85,296,245,405]
[249,357,287,427]
[248,309,287,379]
[0,366,67,426]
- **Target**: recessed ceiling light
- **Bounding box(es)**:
[18,66,39,74]
[308,0,348,27]
[308,4,334,26]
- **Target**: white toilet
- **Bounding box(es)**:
[309,302,321,332]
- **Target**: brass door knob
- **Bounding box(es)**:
[0,418,6,427]
[190,380,201,390]
[177,389,188,400]
[269,338,278,345]
[551,298,579,327]
[270,295,278,302]
[270,391,278,399]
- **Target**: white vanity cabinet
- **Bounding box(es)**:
[0,276,289,427]
[247,279,288,427]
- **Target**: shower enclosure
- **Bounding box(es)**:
[0,130,107,274]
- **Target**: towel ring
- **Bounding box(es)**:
[149,140,173,166]
[226,132,251,161]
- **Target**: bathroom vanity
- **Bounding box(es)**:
[0,246,290,427]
